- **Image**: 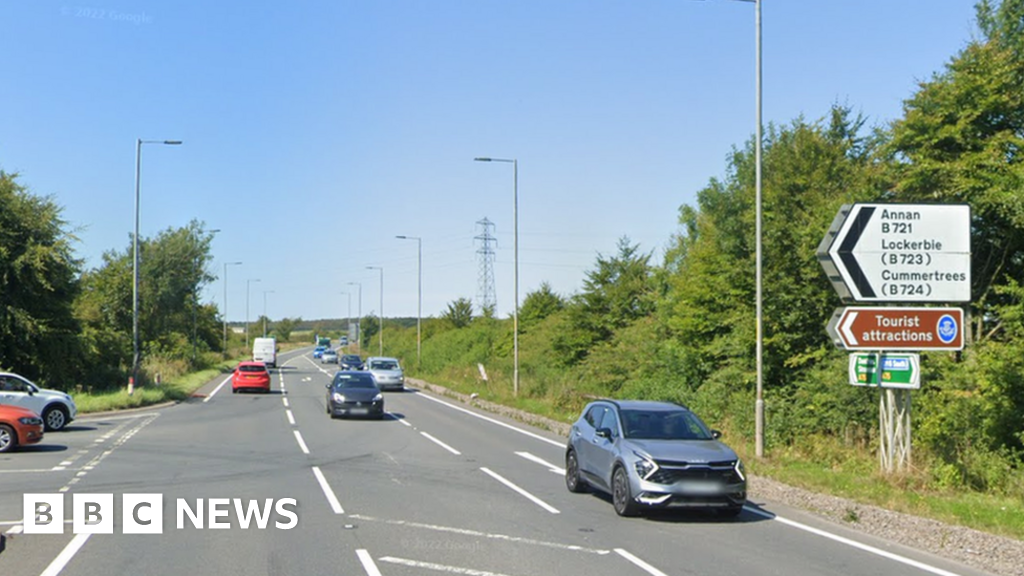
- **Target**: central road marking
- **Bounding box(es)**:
[39,533,91,576]
[203,375,232,403]
[286,410,295,425]
[356,549,383,576]
[420,432,461,455]
[480,467,559,514]
[615,549,669,576]
[293,430,310,454]
[311,466,344,514]
[379,556,513,575]
[515,451,564,474]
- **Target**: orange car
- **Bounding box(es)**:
[0,405,45,453]
[232,362,271,394]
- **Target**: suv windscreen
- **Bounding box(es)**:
[619,409,713,441]
[371,361,399,370]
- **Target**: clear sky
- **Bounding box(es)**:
[0,1,980,322]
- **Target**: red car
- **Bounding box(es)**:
[232,362,271,394]
[0,405,45,453]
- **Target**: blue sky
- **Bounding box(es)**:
[1,1,979,321]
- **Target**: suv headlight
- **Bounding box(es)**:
[734,459,746,482]
[633,451,659,480]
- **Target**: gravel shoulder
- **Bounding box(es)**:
[408,378,1024,576]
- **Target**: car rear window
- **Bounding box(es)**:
[239,364,267,373]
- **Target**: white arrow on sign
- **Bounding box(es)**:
[841,311,859,346]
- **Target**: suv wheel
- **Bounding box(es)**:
[612,466,639,517]
[565,450,587,493]
[43,405,69,431]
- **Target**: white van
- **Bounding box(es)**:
[253,337,277,368]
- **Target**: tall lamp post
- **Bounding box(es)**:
[474,157,519,397]
[246,278,261,349]
[339,292,351,343]
[193,228,220,364]
[366,266,384,356]
[396,235,422,369]
[347,282,362,346]
[132,138,182,386]
[222,261,242,356]
[262,290,275,337]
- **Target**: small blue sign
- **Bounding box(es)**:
[882,357,910,370]
[937,314,958,344]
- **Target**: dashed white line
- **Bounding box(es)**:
[378,556,513,575]
[286,410,295,425]
[479,467,559,514]
[282,397,290,407]
[398,418,412,427]
[614,548,670,576]
[420,432,461,455]
[515,451,565,474]
[311,466,344,514]
[39,533,91,576]
[356,549,383,576]
[413,392,562,447]
[293,430,310,454]
[5,525,23,535]
[203,376,232,403]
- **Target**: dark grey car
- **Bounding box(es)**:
[325,371,384,419]
[565,400,746,517]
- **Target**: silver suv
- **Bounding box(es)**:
[565,400,746,517]
[0,372,78,431]
[365,357,404,391]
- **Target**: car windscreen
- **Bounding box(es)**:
[238,365,267,373]
[342,356,362,362]
[619,409,714,440]
[333,375,376,388]
[370,361,399,370]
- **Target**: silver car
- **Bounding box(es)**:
[365,357,404,391]
[320,349,339,364]
[565,399,746,517]
[0,372,78,431]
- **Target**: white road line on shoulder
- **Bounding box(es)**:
[311,466,344,514]
[203,375,232,403]
[356,549,383,576]
[347,514,609,554]
[614,548,670,576]
[378,556,513,575]
[515,451,565,474]
[293,430,310,454]
[745,507,966,576]
[413,392,563,447]
[286,410,295,425]
[479,467,559,514]
[420,432,461,455]
[39,533,91,576]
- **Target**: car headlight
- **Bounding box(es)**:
[734,459,746,482]
[19,417,43,425]
[373,394,383,402]
[332,393,345,402]
[633,450,659,480]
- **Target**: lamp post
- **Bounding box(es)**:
[222,261,242,356]
[474,157,519,397]
[347,282,362,347]
[339,291,351,343]
[366,266,384,356]
[192,228,220,365]
[396,235,422,369]
[132,138,182,386]
[246,278,261,349]
[262,290,275,337]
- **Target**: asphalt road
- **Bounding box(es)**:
[0,347,998,576]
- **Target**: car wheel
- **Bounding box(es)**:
[612,466,639,517]
[43,405,69,431]
[0,424,15,453]
[565,450,587,493]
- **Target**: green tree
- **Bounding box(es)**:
[442,297,474,328]
[361,315,380,348]
[0,171,83,386]
[519,282,565,329]
[273,317,299,342]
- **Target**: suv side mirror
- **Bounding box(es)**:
[595,427,612,439]
[711,430,722,439]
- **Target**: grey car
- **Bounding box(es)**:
[565,400,746,517]
[365,357,404,391]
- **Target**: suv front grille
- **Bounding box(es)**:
[648,460,742,485]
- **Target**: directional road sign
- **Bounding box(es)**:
[817,203,970,302]
[849,353,920,389]
[826,306,964,351]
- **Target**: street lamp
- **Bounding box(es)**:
[339,291,352,343]
[262,290,275,337]
[132,138,182,387]
[366,266,384,356]
[474,157,519,397]
[246,278,261,349]
[222,261,242,356]
[193,228,220,364]
[396,235,422,369]
[347,282,362,346]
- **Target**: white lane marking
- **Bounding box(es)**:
[286,410,295,425]
[420,432,461,455]
[745,507,967,576]
[6,525,23,534]
[293,430,310,454]
[203,375,232,403]
[398,418,412,427]
[515,451,565,474]
[479,467,559,514]
[39,533,91,576]
[413,392,562,447]
[356,549,383,576]
[311,466,344,514]
[282,397,289,407]
[379,556,513,575]
[348,514,609,554]
[0,468,58,474]
[614,548,670,576]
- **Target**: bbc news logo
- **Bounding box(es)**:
[23,494,298,534]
